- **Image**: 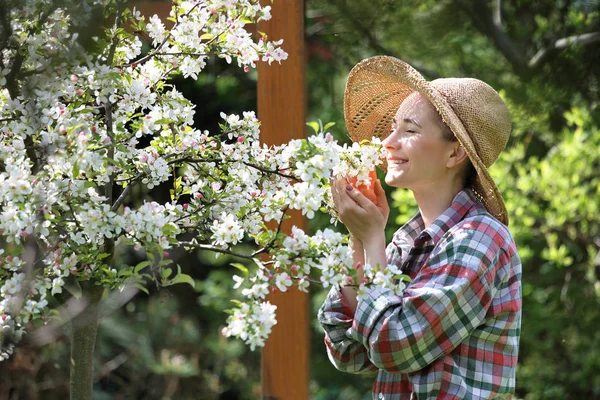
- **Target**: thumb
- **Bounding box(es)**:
[374,179,388,207]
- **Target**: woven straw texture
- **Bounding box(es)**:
[344,56,512,226]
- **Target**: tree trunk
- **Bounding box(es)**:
[69,284,104,400]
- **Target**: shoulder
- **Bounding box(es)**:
[454,212,514,250]
[434,211,518,270]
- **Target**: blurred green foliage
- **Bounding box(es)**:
[2,1,599,399]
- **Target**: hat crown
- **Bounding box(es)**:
[430,78,511,167]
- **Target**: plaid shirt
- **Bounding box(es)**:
[318,189,522,399]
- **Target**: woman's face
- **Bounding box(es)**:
[382,92,457,192]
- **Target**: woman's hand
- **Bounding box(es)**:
[331,178,389,244]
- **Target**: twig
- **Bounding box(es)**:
[251,206,289,257]
[111,172,144,211]
[178,241,258,261]
[122,2,204,67]
[529,31,600,68]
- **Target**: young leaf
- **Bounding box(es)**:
[230,262,248,275]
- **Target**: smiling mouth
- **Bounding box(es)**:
[388,159,408,165]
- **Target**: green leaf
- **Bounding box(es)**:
[306,121,320,134]
[162,268,172,279]
[230,262,248,276]
[72,163,80,178]
[134,283,149,295]
[323,122,336,132]
[170,273,196,289]
[134,261,150,274]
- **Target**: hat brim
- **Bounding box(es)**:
[344,56,509,226]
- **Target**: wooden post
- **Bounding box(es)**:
[257,1,308,400]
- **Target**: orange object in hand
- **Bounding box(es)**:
[348,169,379,205]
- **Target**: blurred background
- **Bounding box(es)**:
[2,0,600,399]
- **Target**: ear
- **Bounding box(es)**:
[446,142,469,169]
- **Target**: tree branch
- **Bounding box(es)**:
[460,0,529,75]
[529,31,600,68]
[333,0,441,79]
[178,241,256,261]
[493,0,502,26]
[111,172,144,212]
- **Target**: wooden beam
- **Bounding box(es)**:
[257,1,308,399]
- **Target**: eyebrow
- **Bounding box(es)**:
[403,117,422,128]
[391,117,422,128]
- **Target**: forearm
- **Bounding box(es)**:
[363,231,387,272]
[318,286,377,374]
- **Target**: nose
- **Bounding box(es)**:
[382,126,400,150]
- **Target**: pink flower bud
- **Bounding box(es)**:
[20,231,27,238]
[76,89,84,96]
[163,251,170,257]
[71,74,78,83]
[91,126,97,133]
[183,203,189,210]
[237,136,245,143]
[326,133,333,141]
[6,256,12,262]
[291,264,299,271]
[346,276,353,284]
[244,66,250,73]
[272,286,278,293]
[356,262,362,269]
[196,192,204,199]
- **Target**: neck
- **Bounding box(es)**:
[411,178,464,228]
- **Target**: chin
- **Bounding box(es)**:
[384,174,406,189]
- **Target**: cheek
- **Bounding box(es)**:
[411,138,446,158]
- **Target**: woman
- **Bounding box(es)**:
[318,56,522,399]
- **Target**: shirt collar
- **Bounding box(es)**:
[393,188,483,248]
[423,188,482,245]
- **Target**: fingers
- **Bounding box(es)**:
[344,183,376,211]
[374,179,388,208]
[330,178,346,205]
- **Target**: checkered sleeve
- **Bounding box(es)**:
[349,226,508,373]
[318,286,378,374]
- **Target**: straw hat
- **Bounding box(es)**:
[344,56,512,226]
